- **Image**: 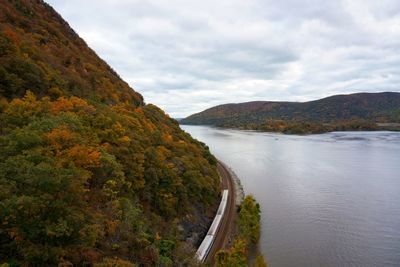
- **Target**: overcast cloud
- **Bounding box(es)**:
[46,0,400,117]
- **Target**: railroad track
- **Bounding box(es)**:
[196,161,236,265]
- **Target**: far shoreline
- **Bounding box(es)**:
[180,123,400,135]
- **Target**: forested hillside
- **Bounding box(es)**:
[181,92,400,133]
[0,1,220,266]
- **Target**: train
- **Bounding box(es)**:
[196,189,229,262]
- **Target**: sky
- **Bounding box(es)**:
[46,0,400,118]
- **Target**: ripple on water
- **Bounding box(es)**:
[181,126,400,267]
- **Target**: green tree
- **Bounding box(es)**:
[215,239,247,267]
[253,254,268,267]
[238,195,261,244]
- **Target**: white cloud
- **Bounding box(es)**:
[46,0,400,117]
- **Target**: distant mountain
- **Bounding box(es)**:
[181,92,400,127]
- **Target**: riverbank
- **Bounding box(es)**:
[201,162,236,264]
[183,125,400,266]
[218,161,245,206]
[214,161,266,266]
[217,161,244,252]
[214,120,400,135]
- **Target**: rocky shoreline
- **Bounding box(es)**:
[219,161,245,206]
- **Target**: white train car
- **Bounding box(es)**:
[217,202,226,217]
[207,215,222,236]
[217,190,228,215]
[196,235,214,261]
[196,189,229,262]
[216,200,225,215]
[222,190,228,202]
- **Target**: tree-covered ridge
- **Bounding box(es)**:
[0,0,221,265]
[181,92,400,131]
[0,92,219,265]
[0,0,143,105]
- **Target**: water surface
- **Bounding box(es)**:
[182,125,400,267]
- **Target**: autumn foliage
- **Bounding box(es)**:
[0,1,220,265]
[0,92,220,266]
[181,93,400,134]
[215,196,265,267]
[0,0,143,106]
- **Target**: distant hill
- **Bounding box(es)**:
[181,92,400,132]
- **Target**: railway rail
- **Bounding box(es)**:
[196,190,229,261]
[195,161,236,264]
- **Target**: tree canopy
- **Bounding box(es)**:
[0,1,221,265]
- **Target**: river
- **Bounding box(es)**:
[181,125,400,267]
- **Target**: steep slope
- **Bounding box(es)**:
[181,92,400,127]
[0,1,220,266]
[0,0,143,105]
